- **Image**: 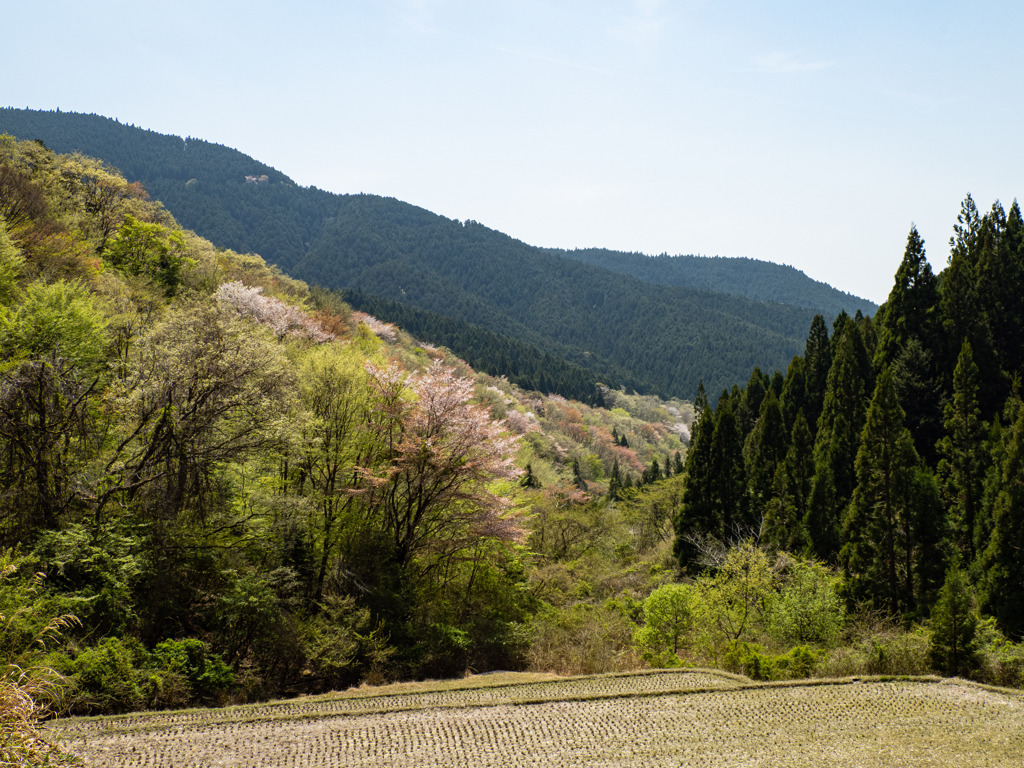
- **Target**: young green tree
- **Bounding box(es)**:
[291,344,373,603]
[0,218,23,306]
[692,542,776,662]
[633,582,696,667]
[762,412,814,554]
[766,557,845,647]
[928,562,979,678]
[109,300,297,524]
[103,215,191,295]
[806,323,871,561]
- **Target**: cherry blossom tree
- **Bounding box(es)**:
[352,360,524,579]
[215,281,334,343]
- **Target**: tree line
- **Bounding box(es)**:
[676,197,1024,647]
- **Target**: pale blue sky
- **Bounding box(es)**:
[6,1,1024,303]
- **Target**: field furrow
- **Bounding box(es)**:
[49,675,1024,767]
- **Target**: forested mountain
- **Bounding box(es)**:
[0,108,870,400]
[677,195,1024,648]
[554,248,876,317]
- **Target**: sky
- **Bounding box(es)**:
[5,0,1024,304]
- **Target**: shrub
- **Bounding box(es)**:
[633,583,695,668]
[0,551,79,765]
[766,559,845,647]
[152,638,233,703]
[60,636,149,714]
[528,602,638,676]
[817,616,931,678]
[974,617,1024,688]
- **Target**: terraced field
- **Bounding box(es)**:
[49,670,1024,767]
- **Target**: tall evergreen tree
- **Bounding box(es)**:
[802,316,831,436]
[841,369,945,616]
[572,458,587,490]
[743,390,787,528]
[977,200,1024,379]
[805,323,871,561]
[675,383,717,572]
[940,195,1003,418]
[762,411,814,554]
[737,367,768,437]
[874,226,943,459]
[978,396,1024,639]
[875,226,939,367]
[936,341,987,564]
[608,458,622,500]
[709,396,750,538]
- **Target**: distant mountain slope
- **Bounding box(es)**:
[297,199,820,399]
[0,107,852,399]
[553,248,876,317]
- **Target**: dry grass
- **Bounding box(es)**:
[49,671,1024,767]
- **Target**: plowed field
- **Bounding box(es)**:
[49,670,1024,767]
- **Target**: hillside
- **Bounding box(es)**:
[554,248,877,316]
[0,107,871,400]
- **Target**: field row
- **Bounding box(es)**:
[51,669,743,736]
[54,678,1024,768]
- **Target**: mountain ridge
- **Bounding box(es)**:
[0,107,873,399]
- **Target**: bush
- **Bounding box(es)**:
[528,602,638,676]
[633,583,695,668]
[974,617,1024,688]
[414,623,471,679]
[59,636,149,714]
[152,638,233,703]
[817,617,931,678]
[736,645,819,681]
[0,551,79,766]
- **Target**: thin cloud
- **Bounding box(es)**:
[752,52,836,74]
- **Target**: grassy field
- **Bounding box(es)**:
[49,669,1024,767]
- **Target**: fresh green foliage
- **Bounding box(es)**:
[633,583,695,666]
